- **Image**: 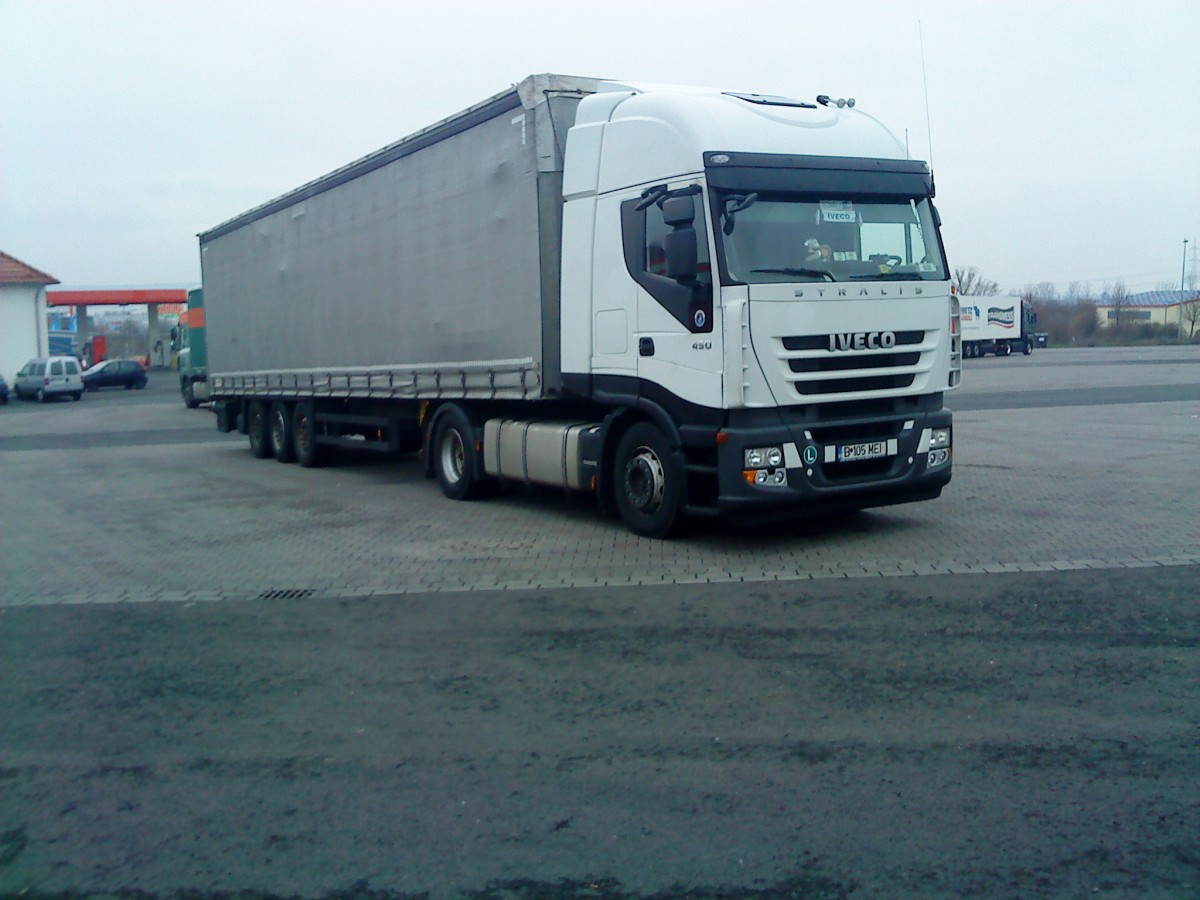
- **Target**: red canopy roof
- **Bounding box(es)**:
[46,288,188,307]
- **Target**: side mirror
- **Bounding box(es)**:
[664,228,698,280]
[661,196,695,227]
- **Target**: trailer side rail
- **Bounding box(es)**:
[211,359,541,401]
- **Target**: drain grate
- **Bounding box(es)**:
[257,588,316,601]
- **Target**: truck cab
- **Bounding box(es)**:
[559,86,959,529]
[177,287,209,408]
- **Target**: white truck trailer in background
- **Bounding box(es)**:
[960,297,1037,357]
[200,74,960,537]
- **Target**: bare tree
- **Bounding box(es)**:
[952,266,1000,296]
[1103,281,1132,328]
[1065,281,1092,302]
[1182,297,1200,339]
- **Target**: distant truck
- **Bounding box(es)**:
[199,74,959,537]
[960,297,1037,357]
[177,288,208,408]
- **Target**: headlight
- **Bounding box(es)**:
[745,446,784,468]
[929,428,951,449]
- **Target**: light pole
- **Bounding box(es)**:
[1183,239,1189,294]
[1181,239,1190,339]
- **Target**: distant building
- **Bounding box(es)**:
[0,250,60,379]
[1095,290,1200,334]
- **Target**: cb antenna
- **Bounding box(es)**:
[919,19,935,169]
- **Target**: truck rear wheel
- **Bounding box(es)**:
[269,401,296,463]
[613,422,683,538]
[182,379,200,409]
[434,407,484,501]
[247,401,272,459]
[292,401,331,468]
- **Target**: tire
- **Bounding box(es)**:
[183,380,200,409]
[36,387,47,403]
[269,401,296,463]
[1023,341,1032,355]
[613,422,684,538]
[292,401,331,468]
[247,400,272,459]
[73,392,82,401]
[433,406,484,500]
[124,382,133,390]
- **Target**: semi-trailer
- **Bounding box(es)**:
[200,74,960,537]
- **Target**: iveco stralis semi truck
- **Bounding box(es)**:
[200,74,961,537]
[960,297,1037,357]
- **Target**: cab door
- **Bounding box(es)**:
[622,184,722,409]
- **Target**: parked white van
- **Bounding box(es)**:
[14,356,85,402]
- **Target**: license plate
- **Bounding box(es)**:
[837,440,887,462]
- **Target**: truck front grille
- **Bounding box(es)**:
[779,330,926,398]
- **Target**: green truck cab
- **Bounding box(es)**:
[178,288,208,408]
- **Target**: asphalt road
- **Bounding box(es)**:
[1,347,1198,898]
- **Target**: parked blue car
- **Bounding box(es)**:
[82,359,148,391]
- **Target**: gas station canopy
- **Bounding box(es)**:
[47,288,189,308]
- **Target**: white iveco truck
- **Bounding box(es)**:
[201,74,960,537]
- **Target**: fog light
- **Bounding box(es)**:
[743,468,788,487]
[928,448,951,468]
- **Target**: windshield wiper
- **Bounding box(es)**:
[848,271,924,281]
[751,267,835,282]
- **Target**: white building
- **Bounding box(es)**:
[1,250,59,379]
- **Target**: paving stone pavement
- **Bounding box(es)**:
[1,349,1197,607]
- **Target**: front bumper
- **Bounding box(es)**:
[711,404,952,523]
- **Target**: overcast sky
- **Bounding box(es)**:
[2,0,1197,296]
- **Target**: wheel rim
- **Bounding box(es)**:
[624,446,666,514]
[440,428,465,485]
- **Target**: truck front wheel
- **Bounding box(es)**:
[613,422,683,538]
[182,379,200,409]
[434,407,484,501]
[247,401,272,459]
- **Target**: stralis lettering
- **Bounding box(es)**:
[795,286,925,299]
[828,331,897,351]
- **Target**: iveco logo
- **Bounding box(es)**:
[828,331,897,351]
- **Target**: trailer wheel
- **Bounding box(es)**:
[292,401,330,468]
[182,380,200,409]
[247,400,272,459]
[434,407,483,501]
[1023,340,1032,355]
[613,422,683,538]
[269,401,296,463]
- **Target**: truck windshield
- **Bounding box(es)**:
[716,194,947,284]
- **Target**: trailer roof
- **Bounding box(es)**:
[199,74,609,244]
